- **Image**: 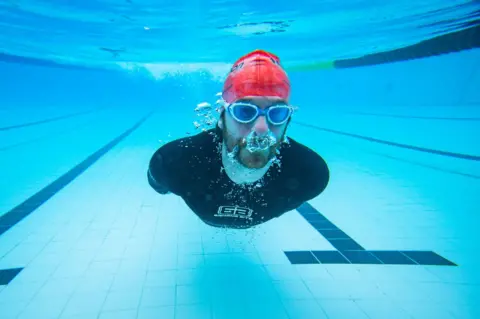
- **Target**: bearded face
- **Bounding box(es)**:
[219,97,290,169]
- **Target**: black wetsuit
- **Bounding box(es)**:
[147,125,329,229]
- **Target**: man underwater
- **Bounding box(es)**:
[148,49,329,229]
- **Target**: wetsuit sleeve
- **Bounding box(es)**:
[294,143,330,203]
[147,150,170,194]
[302,153,330,201]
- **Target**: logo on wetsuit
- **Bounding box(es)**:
[215,206,253,221]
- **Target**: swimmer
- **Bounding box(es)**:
[147,49,329,229]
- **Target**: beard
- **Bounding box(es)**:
[222,128,283,169]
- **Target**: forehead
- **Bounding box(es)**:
[236,96,287,108]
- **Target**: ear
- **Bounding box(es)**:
[217,109,225,129]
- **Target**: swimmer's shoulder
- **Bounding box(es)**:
[155,128,219,163]
[281,137,330,196]
[148,128,219,195]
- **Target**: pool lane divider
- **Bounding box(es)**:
[285,20,480,72]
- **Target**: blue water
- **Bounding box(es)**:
[1,1,480,318]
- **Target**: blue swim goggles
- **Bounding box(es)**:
[227,101,294,125]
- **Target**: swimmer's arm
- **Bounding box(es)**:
[147,152,171,195]
[148,168,170,194]
[301,154,330,202]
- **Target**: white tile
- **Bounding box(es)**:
[355,298,413,319]
[102,289,142,312]
[75,273,114,293]
[59,312,99,319]
[422,282,480,304]
[447,302,480,319]
[226,238,257,253]
[177,268,210,286]
[425,266,480,284]
[117,257,150,273]
[98,309,138,319]
[303,278,351,299]
[241,282,281,304]
[94,244,126,261]
[87,259,121,276]
[27,252,64,268]
[376,280,432,302]
[61,291,107,317]
[356,265,407,283]
[72,238,103,252]
[148,252,177,270]
[144,270,177,287]
[177,253,205,269]
[177,231,203,245]
[401,301,456,319]
[257,250,291,265]
[140,286,176,308]
[209,279,281,308]
[203,254,233,268]
[0,300,30,319]
[12,264,57,283]
[176,284,211,305]
[264,264,302,281]
[137,306,175,319]
[319,299,369,318]
[175,304,211,319]
[323,264,364,281]
[0,243,46,266]
[51,258,91,279]
[282,299,328,319]
[244,300,290,319]
[122,240,153,260]
[294,264,333,280]
[177,242,204,254]
[390,266,444,283]
[212,301,250,319]
[341,279,386,300]
[273,280,315,300]
[18,293,70,319]
[0,280,44,303]
[109,272,146,291]
[202,239,230,254]
[41,241,73,255]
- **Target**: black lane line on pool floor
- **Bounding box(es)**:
[0,111,153,237]
[0,268,22,285]
[294,121,480,162]
[288,202,457,266]
[0,109,99,132]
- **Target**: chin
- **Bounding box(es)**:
[239,150,271,169]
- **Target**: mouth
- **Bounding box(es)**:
[222,128,282,170]
[243,130,277,153]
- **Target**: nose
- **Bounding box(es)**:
[253,115,269,136]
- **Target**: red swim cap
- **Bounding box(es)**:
[222,49,290,104]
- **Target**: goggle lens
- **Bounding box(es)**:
[231,103,258,122]
[269,106,290,124]
[229,102,291,125]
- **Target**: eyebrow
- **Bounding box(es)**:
[235,98,253,103]
[235,99,287,106]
